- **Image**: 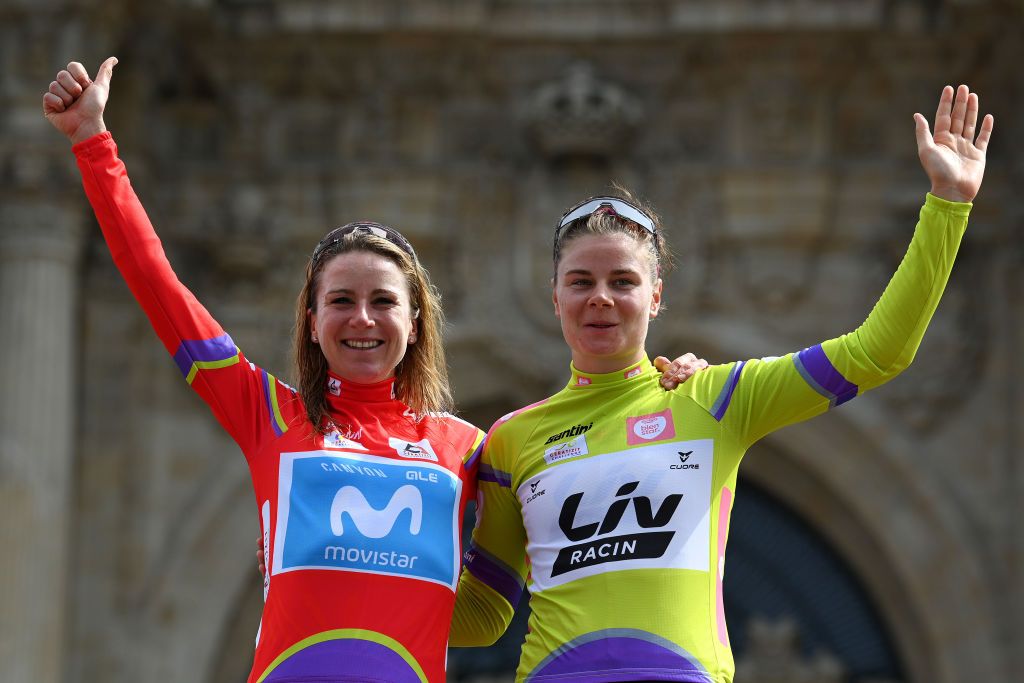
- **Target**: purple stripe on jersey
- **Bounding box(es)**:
[526,630,711,683]
[478,463,512,488]
[261,370,284,437]
[172,333,236,378]
[464,542,524,607]
[465,440,484,472]
[794,344,858,407]
[711,361,745,421]
[262,637,420,683]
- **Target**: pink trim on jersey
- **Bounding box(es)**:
[716,486,732,647]
[491,398,550,434]
[478,398,551,467]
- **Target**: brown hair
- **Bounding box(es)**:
[294,231,452,432]
[553,186,673,281]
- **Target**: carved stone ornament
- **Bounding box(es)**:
[524,62,643,161]
[717,172,834,311]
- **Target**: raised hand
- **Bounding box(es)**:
[42,57,118,144]
[914,84,994,203]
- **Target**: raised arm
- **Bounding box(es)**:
[43,58,288,456]
[700,85,994,445]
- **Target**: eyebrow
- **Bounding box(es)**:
[563,268,640,276]
[323,288,400,296]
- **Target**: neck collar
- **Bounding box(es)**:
[567,357,653,389]
[324,371,397,405]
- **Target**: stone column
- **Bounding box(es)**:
[0,206,83,683]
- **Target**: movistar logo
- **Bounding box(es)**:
[544,422,593,445]
[330,485,423,538]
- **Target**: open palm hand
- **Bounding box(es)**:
[914,84,994,203]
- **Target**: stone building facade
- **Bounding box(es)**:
[1,1,1021,682]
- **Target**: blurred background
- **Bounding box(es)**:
[1,1,1021,681]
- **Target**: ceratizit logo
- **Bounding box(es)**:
[544,434,589,465]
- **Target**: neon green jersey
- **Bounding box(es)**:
[449,194,970,682]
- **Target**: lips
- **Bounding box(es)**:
[343,340,384,349]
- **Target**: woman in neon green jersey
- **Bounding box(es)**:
[450,85,994,683]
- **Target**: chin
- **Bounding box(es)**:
[577,341,626,358]
[354,370,392,384]
[330,362,390,385]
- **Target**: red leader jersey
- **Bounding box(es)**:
[74,132,484,683]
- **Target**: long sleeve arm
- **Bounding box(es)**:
[449,435,528,646]
[697,194,971,446]
[74,132,288,454]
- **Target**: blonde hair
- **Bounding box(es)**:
[553,186,673,281]
[294,230,452,432]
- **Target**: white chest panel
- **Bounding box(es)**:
[518,439,714,592]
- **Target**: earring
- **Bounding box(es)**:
[312,335,319,343]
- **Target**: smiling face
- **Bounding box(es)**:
[309,250,418,384]
[553,232,662,374]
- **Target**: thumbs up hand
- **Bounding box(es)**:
[43,57,118,144]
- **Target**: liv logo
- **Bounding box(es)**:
[273,451,461,589]
[517,439,715,592]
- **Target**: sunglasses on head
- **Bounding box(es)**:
[554,196,659,254]
[311,221,417,265]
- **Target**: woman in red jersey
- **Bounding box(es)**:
[43,57,702,683]
[45,55,483,683]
